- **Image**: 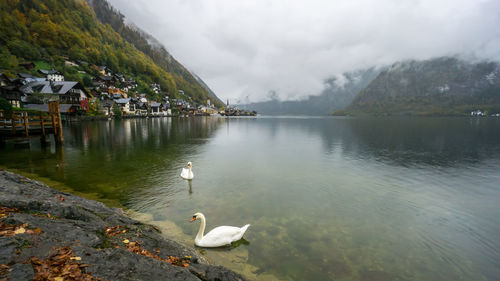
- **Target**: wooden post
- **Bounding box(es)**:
[49,101,64,144]
[11,114,16,134]
[40,111,45,137]
[51,112,57,136]
[40,111,48,146]
[56,103,64,144]
[23,112,29,137]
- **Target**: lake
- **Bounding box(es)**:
[1,116,500,281]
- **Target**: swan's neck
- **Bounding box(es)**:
[196,214,206,241]
[189,167,192,177]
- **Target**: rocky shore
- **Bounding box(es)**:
[0,170,247,281]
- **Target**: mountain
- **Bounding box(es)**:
[239,68,380,115]
[340,57,500,116]
[86,0,222,106]
[0,0,221,106]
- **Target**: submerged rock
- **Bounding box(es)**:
[0,170,247,281]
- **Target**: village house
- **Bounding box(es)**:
[198,105,219,115]
[64,61,78,67]
[123,79,137,90]
[115,74,125,83]
[172,99,186,110]
[0,72,24,107]
[130,98,148,116]
[20,81,89,111]
[38,69,64,82]
[150,83,161,94]
[0,85,22,107]
[149,102,162,115]
[108,87,127,99]
[97,75,114,86]
[115,98,133,114]
[95,66,111,76]
[137,104,148,116]
[137,94,148,103]
[162,102,172,116]
[99,99,114,116]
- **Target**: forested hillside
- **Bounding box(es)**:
[340,57,500,116]
[0,0,220,105]
[86,0,222,105]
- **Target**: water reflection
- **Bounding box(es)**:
[1,117,223,203]
[254,117,500,167]
[2,116,500,281]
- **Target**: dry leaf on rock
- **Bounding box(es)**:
[29,246,99,281]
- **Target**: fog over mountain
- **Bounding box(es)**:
[238,68,381,115]
[107,0,500,103]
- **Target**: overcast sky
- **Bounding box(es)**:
[107,0,500,103]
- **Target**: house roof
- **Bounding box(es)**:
[76,60,88,66]
[99,75,112,81]
[149,102,161,107]
[115,98,130,104]
[18,73,37,79]
[102,100,114,107]
[20,81,84,95]
[38,69,61,75]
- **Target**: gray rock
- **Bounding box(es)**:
[0,170,248,281]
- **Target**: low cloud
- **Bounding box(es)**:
[108,0,500,102]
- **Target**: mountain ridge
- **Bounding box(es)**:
[0,0,221,106]
[84,0,223,106]
[340,57,500,116]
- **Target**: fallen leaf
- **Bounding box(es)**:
[26,228,43,235]
[29,246,99,281]
[104,225,124,237]
[14,227,26,234]
[122,239,129,244]
[54,277,64,281]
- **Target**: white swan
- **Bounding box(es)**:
[180,162,194,180]
[189,212,250,247]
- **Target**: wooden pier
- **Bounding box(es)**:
[0,101,64,145]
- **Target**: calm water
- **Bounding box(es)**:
[1,116,500,281]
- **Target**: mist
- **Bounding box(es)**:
[107,0,500,103]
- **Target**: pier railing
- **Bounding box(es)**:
[0,101,64,143]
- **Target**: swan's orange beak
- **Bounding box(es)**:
[189,216,196,222]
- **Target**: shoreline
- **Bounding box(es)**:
[0,170,247,281]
